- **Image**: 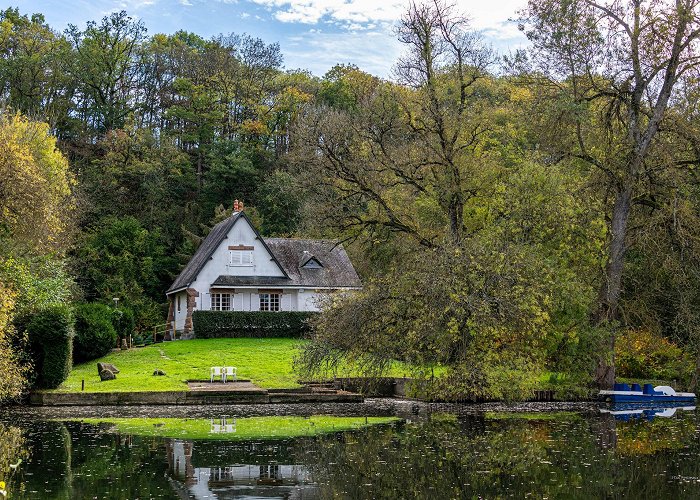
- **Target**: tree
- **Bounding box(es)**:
[75,216,169,331]
[255,170,303,236]
[0,9,72,126]
[519,0,700,386]
[0,284,26,402]
[292,0,497,249]
[0,113,73,254]
[293,2,605,399]
[66,11,147,135]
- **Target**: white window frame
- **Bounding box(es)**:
[211,293,233,311]
[228,250,253,266]
[259,293,281,312]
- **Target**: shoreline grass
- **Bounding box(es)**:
[70,415,399,440]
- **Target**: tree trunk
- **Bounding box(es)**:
[448,192,463,243]
[593,185,633,388]
[197,148,203,191]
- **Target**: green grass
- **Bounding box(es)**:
[72,416,399,440]
[485,411,582,421]
[54,338,304,392]
[52,337,446,394]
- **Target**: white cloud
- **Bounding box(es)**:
[248,0,527,43]
[250,0,404,26]
[282,28,403,77]
[277,1,530,78]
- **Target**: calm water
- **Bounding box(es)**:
[1,401,699,499]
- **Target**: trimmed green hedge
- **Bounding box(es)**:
[192,311,317,338]
[27,305,74,389]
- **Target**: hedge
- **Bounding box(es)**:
[74,303,117,363]
[192,311,317,338]
[26,305,74,389]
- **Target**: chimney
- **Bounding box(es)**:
[233,199,240,212]
[239,200,244,211]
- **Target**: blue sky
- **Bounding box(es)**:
[15,0,528,78]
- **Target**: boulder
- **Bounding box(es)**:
[97,362,120,374]
[153,369,166,376]
[99,369,116,381]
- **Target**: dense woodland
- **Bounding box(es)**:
[1,0,700,401]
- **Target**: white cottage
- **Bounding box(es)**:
[165,205,362,337]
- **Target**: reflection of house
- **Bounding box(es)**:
[166,439,316,499]
[166,201,362,337]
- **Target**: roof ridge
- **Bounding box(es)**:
[266,237,340,243]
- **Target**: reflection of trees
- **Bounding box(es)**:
[0,423,28,497]
[305,413,700,498]
[615,417,696,456]
[19,421,171,499]
[22,421,72,499]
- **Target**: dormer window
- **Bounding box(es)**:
[302,258,323,269]
[300,251,323,269]
[228,245,254,266]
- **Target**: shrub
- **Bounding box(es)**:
[26,305,73,389]
[616,329,693,383]
[74,303,117,362]
[111,306,135,339]
[192,311,317,338]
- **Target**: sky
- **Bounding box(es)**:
[15,0,529,78]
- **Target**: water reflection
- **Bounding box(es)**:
[0,405,699,499]
[167,440,315,498]
[600,404,696,421]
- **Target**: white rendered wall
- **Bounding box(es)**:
[189,216,286,298]
[198,289,330,312]
[173,291,188,331]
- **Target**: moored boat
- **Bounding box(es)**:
[599,383,696,403]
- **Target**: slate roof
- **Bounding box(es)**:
[259,238,361,288]
[166,214,361,294]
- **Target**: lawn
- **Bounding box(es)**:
[52,337,446,394]
[73,416,399,440]
[54,338,304,393]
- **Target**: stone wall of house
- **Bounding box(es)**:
[183,288,199,339]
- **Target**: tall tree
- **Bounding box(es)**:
[519,0,700,386]
[293,0,495,248]
[66,11,147,135]
[0,9,72,126]
[0,113,73,254]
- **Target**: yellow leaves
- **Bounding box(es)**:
[509,86,533,103]
[239,119,269,136]
[0,284,16,336]
[0,113,73,253]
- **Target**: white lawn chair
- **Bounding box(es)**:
[223,366,237,383]
[210,418,221,433]
[210,366,223,383]
[222,417,236,433]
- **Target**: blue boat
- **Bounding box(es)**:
[599,383,696,403]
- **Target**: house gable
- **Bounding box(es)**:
[166,212,287,295]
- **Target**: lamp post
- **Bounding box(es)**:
[112,298,126,349]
